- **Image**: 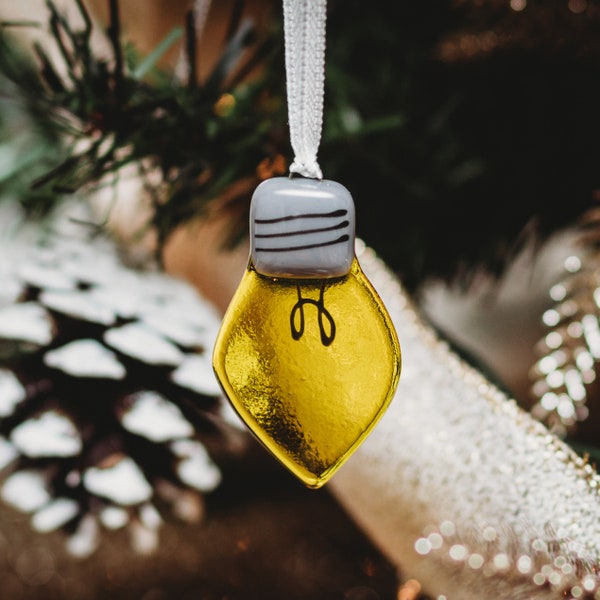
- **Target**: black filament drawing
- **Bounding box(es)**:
[290,283,336,346]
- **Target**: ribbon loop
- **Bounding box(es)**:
[283,0,327,181]
[289,158,323,180]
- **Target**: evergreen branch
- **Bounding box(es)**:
[224,0,245,46]
[0,0,286,252]
[33,42,67,93]
[107,0,124,102]
[184,10,197,90]
[203,18,256,94]
[3,0,594,290]
[0,21,42,28]
[131,27,183,81]
[46,0,76,72]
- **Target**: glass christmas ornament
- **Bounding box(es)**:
[213,177,401,488]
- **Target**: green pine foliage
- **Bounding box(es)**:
[2,0,600,290]
[0,0,286,253]
[321,0,600,290]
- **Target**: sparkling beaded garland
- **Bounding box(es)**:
[328,242,600,600]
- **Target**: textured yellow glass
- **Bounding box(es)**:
[212,257,401,488]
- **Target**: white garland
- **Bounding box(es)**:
[330,242,600,599]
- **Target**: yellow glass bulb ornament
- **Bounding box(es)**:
[212,178,401,488]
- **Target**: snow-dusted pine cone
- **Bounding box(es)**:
[0,206,248,557]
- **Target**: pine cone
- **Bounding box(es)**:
[0,206,248,557]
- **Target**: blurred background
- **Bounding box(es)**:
[1,0,600,598]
